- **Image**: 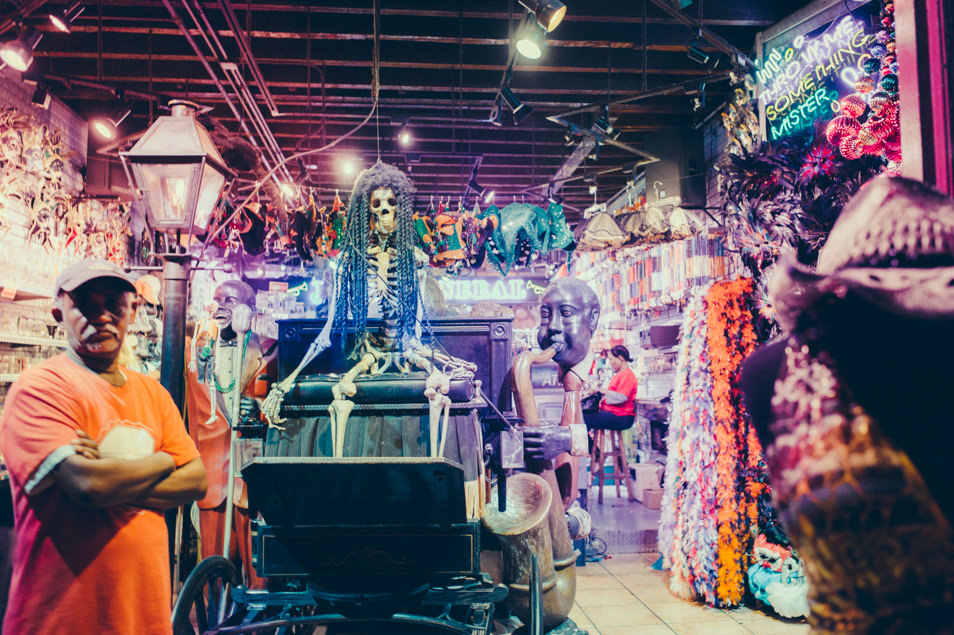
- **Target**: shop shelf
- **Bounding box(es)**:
[0,333,67,347]
[0,284,53,301]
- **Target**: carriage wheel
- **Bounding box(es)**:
[172,556,242,635]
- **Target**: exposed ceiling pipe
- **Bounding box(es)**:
[180,0,291,183]
[161,0,292,188]
[217,0,281,116]
[549,134,596,200]
[0,0,46,37]
[160,0,267,162]
[546,114,660,164]
[554,71,732,119]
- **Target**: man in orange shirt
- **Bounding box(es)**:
[0,258,206,635]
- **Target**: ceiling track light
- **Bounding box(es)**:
[692,81,707,111]
[487,101,503,127]
[500,86,533,125]
[1,27,43,72]
[593,105,616,138]
[517,0,567,32]
[92,101,133,140]
[31,83,51,109]
[515,19,546,60]
[686,32,710,65]
[49,1,85,34]
[467,177,485,197]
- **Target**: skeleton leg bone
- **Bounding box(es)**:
[423,370,451,457]
[328,350,380,457]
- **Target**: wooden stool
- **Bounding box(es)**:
[590,428,636,504]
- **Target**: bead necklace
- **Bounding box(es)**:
[213,330,252,393]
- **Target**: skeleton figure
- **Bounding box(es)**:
[263,161,475,457]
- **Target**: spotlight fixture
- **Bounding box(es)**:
[500,86,533,125]
[692,81,707,112]
[484,189,496,204]
[31,83,51,109]
[486,100,503,127]
[593,105,615,137]
[467,178,485,197]
[92,102,133,140]
[49,1,85,34]
[0,28,43,72]
[516,21,546,60]
[517,0,567,32]
[466,157,487,203]
[398,128,412,146]
[686,32,710,65]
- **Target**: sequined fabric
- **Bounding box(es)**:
[766,338,954,633]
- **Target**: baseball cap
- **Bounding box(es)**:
[134,274,161,305]
[54,258,136,295]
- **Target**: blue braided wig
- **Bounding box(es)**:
[334,160,420,356]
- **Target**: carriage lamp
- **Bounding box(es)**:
[120,100,234,237]
[120,100,234,416]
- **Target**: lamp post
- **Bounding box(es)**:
[120,100,234,409]
[120,101,233,590]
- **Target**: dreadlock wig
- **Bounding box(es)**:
[334,160,420,355]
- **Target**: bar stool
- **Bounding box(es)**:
[590,427,636,504]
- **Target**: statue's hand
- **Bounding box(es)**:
[522,424,572,461]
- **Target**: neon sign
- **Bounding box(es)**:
[759,15,875,140]
[436,276,549,304]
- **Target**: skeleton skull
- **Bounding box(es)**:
[370,187,398,236]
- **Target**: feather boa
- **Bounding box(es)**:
[659,277,763,608]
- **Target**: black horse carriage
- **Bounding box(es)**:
[172,316,541,635]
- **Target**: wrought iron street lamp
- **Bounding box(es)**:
[121,100,233,239]
[120,100,233,589]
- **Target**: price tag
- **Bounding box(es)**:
[268,281,288,293]
[1,286,16,300]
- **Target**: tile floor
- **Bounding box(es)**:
[568,552,809,634]
[569,483,809,634]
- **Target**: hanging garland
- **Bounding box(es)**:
[704,277,760,606]
[660,286,720,603]
[660,278,776,608]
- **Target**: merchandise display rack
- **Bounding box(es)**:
[0,334,67,348]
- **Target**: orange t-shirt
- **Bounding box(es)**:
[0,354,200,635]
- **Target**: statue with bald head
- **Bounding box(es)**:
[522,277,600,470]
[537,278,601,372]
[186,278,275,587]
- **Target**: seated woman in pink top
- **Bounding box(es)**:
[584,345,638,431]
